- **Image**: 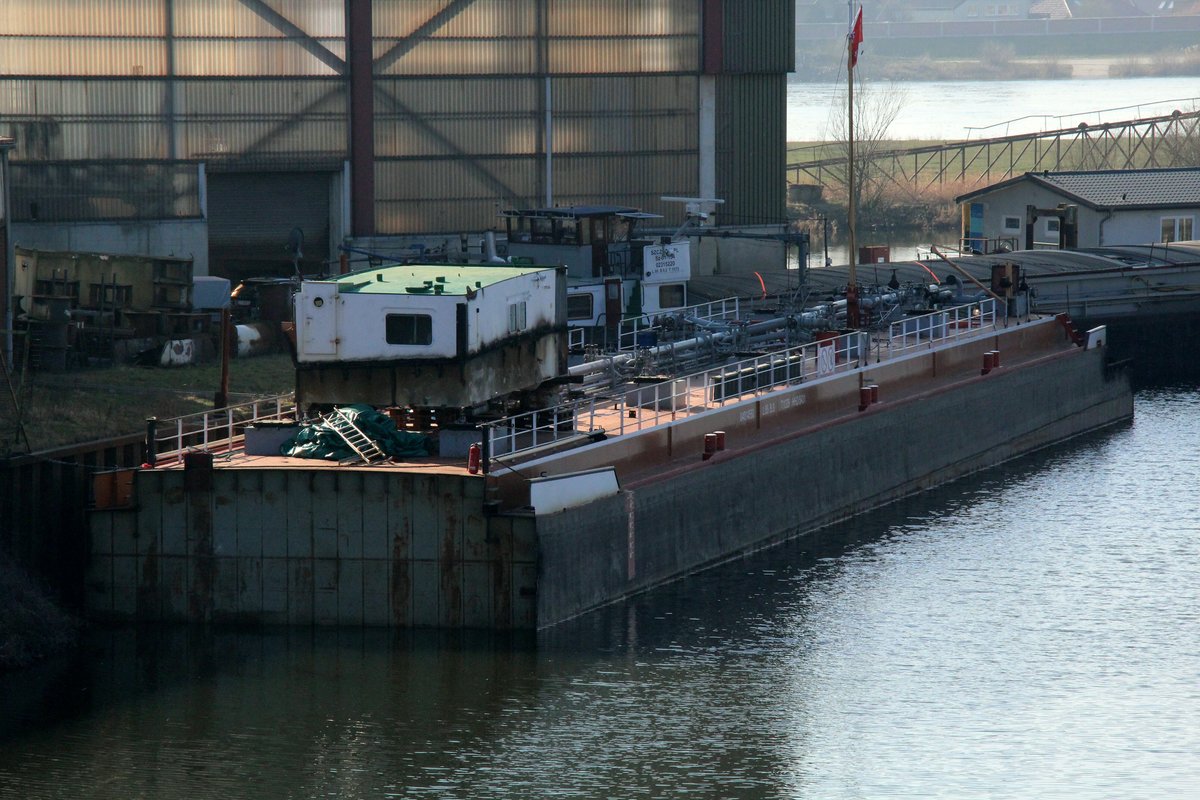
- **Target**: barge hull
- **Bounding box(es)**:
[86,322,1132,629]
[535,337,1131,627]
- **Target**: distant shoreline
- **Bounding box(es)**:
[791,54,1200,83]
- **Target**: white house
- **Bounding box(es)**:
[955,168,1200,251]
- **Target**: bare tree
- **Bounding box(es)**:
[826,79,906,223]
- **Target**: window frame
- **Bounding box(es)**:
[658,283,686,310]
[507,300,528,333]
[566,293,595,321]
[385,313,433,346]
[1161,215,1195,243]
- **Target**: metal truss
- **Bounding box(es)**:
[787,110,1200,193]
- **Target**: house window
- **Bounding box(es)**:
[508,301,527,333]
[658,284,686,309]
[566,293,594,321]
[1161,216,1194,243]
[1003,216,1021,231]
[1046,219,1060,235]
[385,314,432,345]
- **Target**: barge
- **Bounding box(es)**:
[85,251,1133,628]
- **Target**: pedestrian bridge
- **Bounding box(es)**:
[787,109,1200,192]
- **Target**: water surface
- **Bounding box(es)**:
[2,385,1198,799]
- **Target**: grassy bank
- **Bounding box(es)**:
[1,354,296,454]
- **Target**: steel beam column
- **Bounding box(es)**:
[347,0,375,236]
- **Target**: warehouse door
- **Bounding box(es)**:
[207,171,333,284]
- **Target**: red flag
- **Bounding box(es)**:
[849,7,863,68]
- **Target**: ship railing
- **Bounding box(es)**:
[614,297,741,354]
[145,393,297,466]
[482,330,866,463]
[880,299,997,357]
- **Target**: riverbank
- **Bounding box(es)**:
[1,354,295,454]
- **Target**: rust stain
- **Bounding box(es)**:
[188,486,214,623]
[490,517,512,628]
[391,530,410,626]
[440,489,463,627]
[137,540,159,619]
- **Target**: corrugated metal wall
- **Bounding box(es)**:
[716,74,787,225]
[0,0,788,238]
[720,0,795,74]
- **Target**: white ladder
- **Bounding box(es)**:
[325,408,387,464]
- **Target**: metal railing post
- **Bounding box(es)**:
[481,425,491,475]
[145,417,158,466]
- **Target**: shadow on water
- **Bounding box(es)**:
[0,625,537,744]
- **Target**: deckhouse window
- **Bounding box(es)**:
[508,301,527,333]
[567,293,594,321]
[386,314,432,345]
[1003,216,1021,231]
[658,284,685,309]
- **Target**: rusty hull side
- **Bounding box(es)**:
[296,330,566,408]
[86,465,537,629]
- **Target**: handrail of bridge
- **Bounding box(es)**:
[146,393,298,466]
[483,300,998,464]
[786,109,1200,172]
[963,96,1200,138]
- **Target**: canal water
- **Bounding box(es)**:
[1,378,1197,798]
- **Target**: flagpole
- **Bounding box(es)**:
[846,3,860,327]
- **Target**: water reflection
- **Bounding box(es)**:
[2,386,1198,799]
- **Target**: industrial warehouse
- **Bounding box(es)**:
[0,1,794,285]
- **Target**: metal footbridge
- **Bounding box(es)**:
[787,108,1200,192]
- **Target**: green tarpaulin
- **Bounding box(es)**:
[282,404,430,460]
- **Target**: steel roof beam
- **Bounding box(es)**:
[374,0,478,73]
[237,0,347,74]
[374,86,523,204]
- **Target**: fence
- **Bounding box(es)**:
[879,299,997,358]
[484,300,1000,464]
[146,394,297,465]
[483,330,865,463]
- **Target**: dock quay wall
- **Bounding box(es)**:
[1,434,144,606]
[535,334,1132,628]
[86,470,538,628]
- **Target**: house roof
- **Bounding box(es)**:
[1030,0,1072,18]
[956,168,1200,210]
[1071,0,1146,17]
